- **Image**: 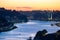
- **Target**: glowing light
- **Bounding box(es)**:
[0,0,60,10]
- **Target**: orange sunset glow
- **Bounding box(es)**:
[0,0,60,11]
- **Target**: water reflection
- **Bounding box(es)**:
[0,20,60,40]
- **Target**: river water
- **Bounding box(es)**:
[0,20,60,40]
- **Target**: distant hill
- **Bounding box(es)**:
[1,8,60,21]
[0,8,28,23]
[19,10,60,21]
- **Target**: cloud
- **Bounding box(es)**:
[16,7,32,9]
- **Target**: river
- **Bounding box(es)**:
[0,20,60,40]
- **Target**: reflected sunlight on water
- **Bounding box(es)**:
[0,20,60,40]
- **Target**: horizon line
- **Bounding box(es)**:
[0,7,60,11]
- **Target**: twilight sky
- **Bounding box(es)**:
[0,0,60,11]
